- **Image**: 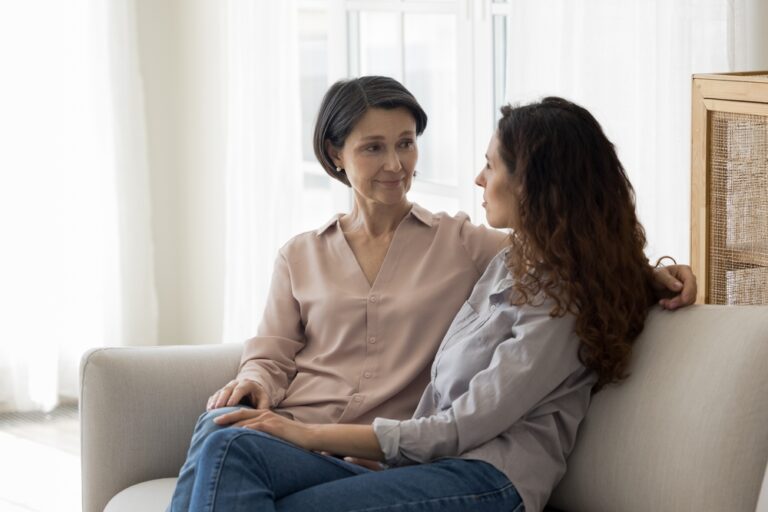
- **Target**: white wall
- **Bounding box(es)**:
[135,0,226,345]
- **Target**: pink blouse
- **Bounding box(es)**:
[238,203,506,424]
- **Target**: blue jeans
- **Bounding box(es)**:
[169,409,522,512]
[169,407,244,512]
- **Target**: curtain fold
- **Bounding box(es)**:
[101,0,159,351]
[222,1,303,344]
[0,0,156,412]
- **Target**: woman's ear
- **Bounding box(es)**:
[325,140,343,168]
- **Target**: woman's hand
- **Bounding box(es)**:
[215,409,385,461]
[652,264,697,310]
[206,378,271,411]
[214,408,314,449]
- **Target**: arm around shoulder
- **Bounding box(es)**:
[457,214,508,275]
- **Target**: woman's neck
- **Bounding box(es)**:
[342,198,412,238]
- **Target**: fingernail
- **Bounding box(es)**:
[674,281,683,289]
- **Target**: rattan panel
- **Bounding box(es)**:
[708,111,768,304]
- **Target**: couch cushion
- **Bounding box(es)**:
[549,305,768,512]
[104,478,176,512]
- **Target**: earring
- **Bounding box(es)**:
[413,170,419,177]
[336,166,343,173]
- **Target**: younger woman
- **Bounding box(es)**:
[182,97,660,512]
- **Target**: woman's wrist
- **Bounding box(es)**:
[303,424,325,452]
[302,423,384,461]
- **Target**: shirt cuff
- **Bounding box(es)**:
[237,371,284,407]
[372,417,402,463]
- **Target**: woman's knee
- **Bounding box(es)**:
[200,428,280,463]
[197,428,277,472]
[194,406,245,436]
[200,427,243,455]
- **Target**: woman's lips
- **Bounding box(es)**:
[376,179,403,188]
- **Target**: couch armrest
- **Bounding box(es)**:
[79,344,242,512]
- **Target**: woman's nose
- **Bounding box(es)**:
[384,149,402,172]
[475,170,485,187]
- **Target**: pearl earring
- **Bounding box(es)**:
[336,166,343,173]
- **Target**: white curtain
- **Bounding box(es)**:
[501,0,741,263]
[0,0,156,412]
[222,1,303,344]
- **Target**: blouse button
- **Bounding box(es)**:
[369,295,377,303]
[368,337,376,344]
[363,371,373,379]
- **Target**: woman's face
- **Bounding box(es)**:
[475,133,521,229]
[327,107,418,207]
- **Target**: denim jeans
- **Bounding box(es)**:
[168,407,244,512]
[169,409,522,512]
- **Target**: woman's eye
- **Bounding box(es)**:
[399,140,415,149]
[366,145,380,152]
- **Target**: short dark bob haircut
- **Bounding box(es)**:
[313,76,428,187]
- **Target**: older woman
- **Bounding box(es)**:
[168,77,695,511]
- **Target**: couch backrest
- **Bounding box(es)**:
[550,305,768,512]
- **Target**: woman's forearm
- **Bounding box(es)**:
[306,424,385,461]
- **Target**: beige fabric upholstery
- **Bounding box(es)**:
[79,344,242,512]
[550,305,768,512]
[81,306,768,512]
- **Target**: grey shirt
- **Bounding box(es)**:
[373,249,598,512]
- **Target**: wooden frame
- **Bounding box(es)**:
[690,71,768,303]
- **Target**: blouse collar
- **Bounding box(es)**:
[315,202,434,236]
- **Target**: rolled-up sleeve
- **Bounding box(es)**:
[238,251,306,406]
[372,417,402,462]
[372,300,581,465]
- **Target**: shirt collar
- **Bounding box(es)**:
[408,202,435,227]
[315,213,343,236]
[315,203,434,236]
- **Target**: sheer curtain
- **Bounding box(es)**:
[222,1,303,344]
[500,0,740,263]
[0,0,156,412]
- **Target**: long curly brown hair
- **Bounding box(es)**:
[498,97,656,390]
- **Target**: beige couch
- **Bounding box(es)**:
[80,305,768,512]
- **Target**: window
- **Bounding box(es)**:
[296,0,484,223]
